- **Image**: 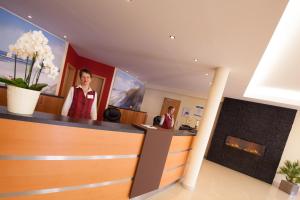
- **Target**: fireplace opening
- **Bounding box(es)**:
[225,136,265,156]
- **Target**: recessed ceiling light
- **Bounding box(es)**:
[205,73,209,76]
[126,70,129,73]
[194,58,198,62]
[28,15,32,19]
[126,0,133,2]
[63,35,67,39]
[169,35,175,40]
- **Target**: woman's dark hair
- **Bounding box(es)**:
[79,68,92,78]
[168,106,175,111]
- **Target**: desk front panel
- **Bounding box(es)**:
[0,118,144,200]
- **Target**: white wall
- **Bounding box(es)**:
[141,88,207,129]
[273,111,300,186]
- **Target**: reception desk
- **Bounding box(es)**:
[0,106,194,200]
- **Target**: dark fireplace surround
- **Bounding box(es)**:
[207,98,297,184]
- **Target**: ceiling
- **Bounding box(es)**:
[2,0,296,108]
[244,0,300,107]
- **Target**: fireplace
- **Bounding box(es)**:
[225,136,265,156]
[207,98,296,184]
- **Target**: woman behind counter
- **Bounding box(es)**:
[61,68,98,120]
[160,106,175,129]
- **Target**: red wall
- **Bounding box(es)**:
[59,44,115,120]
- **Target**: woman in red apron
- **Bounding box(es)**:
[160,106,175,129]
[61,68,97,120]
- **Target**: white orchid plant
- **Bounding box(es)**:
[0,30,59,91]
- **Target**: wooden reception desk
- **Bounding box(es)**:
[0,106,194,200]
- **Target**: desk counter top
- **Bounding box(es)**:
[0,106,144,134]
[0,106,195,136]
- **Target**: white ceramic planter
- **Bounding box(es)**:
[7,85,41,115]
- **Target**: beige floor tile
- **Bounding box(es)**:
[148,160,299,200]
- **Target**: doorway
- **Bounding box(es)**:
[61,63,76,98]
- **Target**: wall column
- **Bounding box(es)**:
[182,67,230,190]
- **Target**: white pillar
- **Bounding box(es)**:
[182,67,230,190]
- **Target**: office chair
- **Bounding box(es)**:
[103,107,121,123]
[153,115,161,126]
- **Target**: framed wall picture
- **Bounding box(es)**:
[109,69,145,111]
[194,105,204,117]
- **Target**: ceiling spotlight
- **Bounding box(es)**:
[63,35,67,39]
[126,70,129,73]
[194,58,198,62]
[28,15,32,19]
[205,73,209,76]
[169,35,175,40]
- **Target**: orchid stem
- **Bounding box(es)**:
[26,54,36,86]
[13,55,17,80]
[24,57,29,80]
[35,63,44,85]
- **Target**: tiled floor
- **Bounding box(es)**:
[148,160,299,200]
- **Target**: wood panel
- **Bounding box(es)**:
[0,118,144,155]
[119,108,147,125]
[0,86,7,105]
[164,151,190,170]
[159,166,185,188]
[0,159,137,193]
[131,111,147,125]
[4,181,132,200]
[169,136,194,152]
[0,87,64,115]
[119,108,133,124]
[157,136,193,188]
[35,95,64,115]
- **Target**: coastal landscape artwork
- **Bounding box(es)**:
[109,69,145,111]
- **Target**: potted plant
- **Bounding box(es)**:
[0,30,58,115]
[277,160,300,196]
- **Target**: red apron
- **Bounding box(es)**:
[68,87,95,120]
